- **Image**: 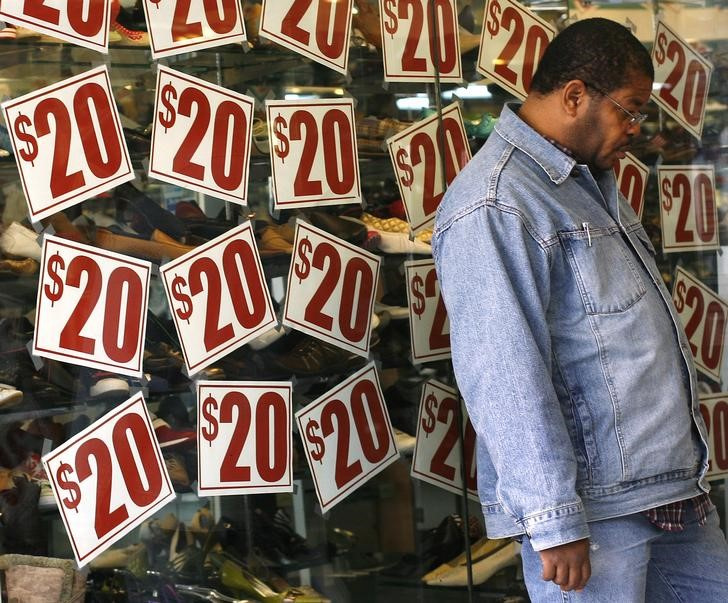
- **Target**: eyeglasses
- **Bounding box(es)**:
[582,82,648,127]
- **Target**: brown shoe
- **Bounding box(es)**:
[95,228,195,261]
[0,258,38,275]
[257,225,293,257]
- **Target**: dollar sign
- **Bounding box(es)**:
[383,0,398,36]
[14,113,38,165]
[294,236,313,283]
[201,394,219,446]
[661,178,673,213]
[149,0,162,7]
[44,252,65,307]
[654,32,667,65]
[306,418,325,463]
[171,275,193,323]
[487,0,501,37]
[411,274,426,318]
[158,83,178,132]
[273,113,289,162]
[56,462,81,512]
[674,281,686,313]
[396,148,414,189]
[421,394,438,435]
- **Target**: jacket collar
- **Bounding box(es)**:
[494,103,577,185]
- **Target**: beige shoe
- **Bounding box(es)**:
[0,222,41,261]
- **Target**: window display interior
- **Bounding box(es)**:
[0,0,724,601]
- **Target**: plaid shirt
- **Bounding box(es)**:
[644,493,712,531]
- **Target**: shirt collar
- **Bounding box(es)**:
[494,103,577,185]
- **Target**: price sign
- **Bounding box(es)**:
[161,222,277,377]
[380,0,462,83]
[33,235,151,377]
[267,98,361,209]
[260,0,353,74]
[0,0,112,52]
[42,394,175,567]
[197,381,292,496]
[405,259,450,364]
[613,152,649,221]
[411,380,478,500]
[477,0,555,100]
[658,166,718,253]
[652,21,713,140]
[699,393,728,480]
[388,102,471,232]
[150,65,254,206]
[295,363,398,513]
[672,267,728,382]
[283,221,380,357]
[142,0,246,59]
[1,66,133,223]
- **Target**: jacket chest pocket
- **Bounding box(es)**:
[559,228,646,315]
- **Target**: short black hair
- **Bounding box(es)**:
[529,18,654,95]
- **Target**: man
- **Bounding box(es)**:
[432,18,728,601]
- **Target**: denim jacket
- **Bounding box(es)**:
[432,104,710,551]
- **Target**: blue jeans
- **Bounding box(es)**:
[520,504,728,602]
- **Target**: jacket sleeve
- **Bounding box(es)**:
[433,202,589,551]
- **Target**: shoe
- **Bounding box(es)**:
[208,552,284,603]
[375,230,432,255]
[248,324,287,351]
[257,225,294,257]
[0,384,22,408]
[95,227,195,261]
[88,371,130,398]
[110,0,149,46]
[0,222,41,261]
[90,542,146,568]
[266,335,368,377]
[113,182,188,240]
[307,211,368,244]
[393,428,416,455]
[165,451,191,491]
[153,415,195,449]
[0,23,17,39]
[425,538,521,586]
[0,257,39,276]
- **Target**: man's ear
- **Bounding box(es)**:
[561,79,588,117]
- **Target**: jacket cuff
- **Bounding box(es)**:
[520,503,590,551]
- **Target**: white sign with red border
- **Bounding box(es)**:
[142,0,246,59]
[673,266,728,383]
[652,20,713,140]
[699,393,728,480]
[295,363,398,513]
[379,0,462,83]
[405,258,451,364]
[477,0,555,100]
[267,98,361,209]
[1,66,134,223]
[614,152,649,221]
[0,0,112,52]
[658,165,718,253]
[388,102,471,233]
[283,220,380,357]
[411,380,478,500]
[150,65,254,206]
[260,0,353,74]
[42,393,175,567]
[34,234,151,378]
[161,222,277,377]
[197,381,293,497]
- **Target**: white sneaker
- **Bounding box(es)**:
[248,324,286,351]
[0,222,41,261]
